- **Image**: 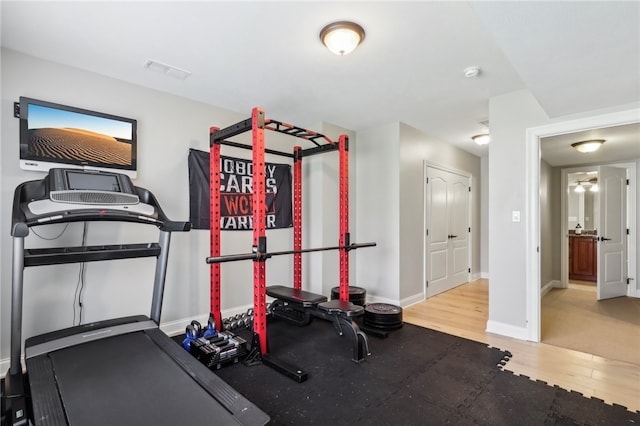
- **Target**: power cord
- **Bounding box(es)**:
[30,222,69,240]
[72,222,89,326]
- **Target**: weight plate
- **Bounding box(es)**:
[364,303,403,326]
[363,320,403,331]
[330,286,367,306]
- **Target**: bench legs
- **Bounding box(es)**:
[268,297,371,363]
[335,316,370,363]
[311,307,370,363]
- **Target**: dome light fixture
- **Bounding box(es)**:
[471,134,490,145]
[571,139,605,153]
[464,66,480,78]
[320,21,365,56]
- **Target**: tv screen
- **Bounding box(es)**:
[18,97,137,178]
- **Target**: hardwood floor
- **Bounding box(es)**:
[403,279,640,413]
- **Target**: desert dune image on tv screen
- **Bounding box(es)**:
[28,127,131,166]
[27,104,133,166]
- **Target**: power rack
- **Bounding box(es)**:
[207,108,375,379]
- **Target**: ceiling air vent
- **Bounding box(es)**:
[144,60,191,80]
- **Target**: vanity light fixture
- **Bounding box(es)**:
[320,21,365,55]
[571,139,605,153]
[574,177,598,193]
[472,134,490,145]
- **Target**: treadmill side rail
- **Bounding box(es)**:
[25,319,158,359]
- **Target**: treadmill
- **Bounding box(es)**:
[3,168,270,426]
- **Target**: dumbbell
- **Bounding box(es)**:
[243,316,252,328]
[222,318,231,331]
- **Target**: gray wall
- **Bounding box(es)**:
[487,89,549,335]
[355,123,401,302]
[0,49,341,366]
[355,121,482,306]
[540,160,561,288]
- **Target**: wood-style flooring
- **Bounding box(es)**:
[403,279,640,413]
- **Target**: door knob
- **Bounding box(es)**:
[599,237,611,241]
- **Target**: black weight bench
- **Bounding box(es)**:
[266,285,371,362]
[267,285,328,326]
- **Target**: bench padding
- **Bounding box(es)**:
[317,300,364,317]
[267,285,328,307]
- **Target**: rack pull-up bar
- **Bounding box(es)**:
[206,242,377,264]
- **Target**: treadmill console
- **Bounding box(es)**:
[48,168,139,205]
[18,168,157,225]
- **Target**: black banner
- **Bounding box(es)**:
[188,149,292,230]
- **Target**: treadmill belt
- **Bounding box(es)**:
[48,331,242,425]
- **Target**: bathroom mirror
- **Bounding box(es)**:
[568,171,599,232]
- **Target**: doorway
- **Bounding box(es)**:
[526,109,639,342]
[561,165,631,300]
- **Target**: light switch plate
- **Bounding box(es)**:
[512,211,521,222]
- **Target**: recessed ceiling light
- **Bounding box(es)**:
[144,59,192,80]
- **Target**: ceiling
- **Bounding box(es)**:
[541,123,640,168]
[2,1,639,159]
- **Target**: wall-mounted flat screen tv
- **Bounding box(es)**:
[18,97,137,178]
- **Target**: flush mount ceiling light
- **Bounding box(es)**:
[320,21,365,56]
[571,139,605,153]
[464,66,480,78]
[471,134,490,145]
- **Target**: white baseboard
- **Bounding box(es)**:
[365,293,402,306]
[0,358,11,377]
[399,293,424,308]
[470,272,485,281]
[160,304,256,337]
[541,280,562,297]
[486,319,531,341]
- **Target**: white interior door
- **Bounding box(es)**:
[597,165,627,300]
[425,167,470,297]
[449,176,470,285]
